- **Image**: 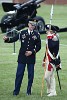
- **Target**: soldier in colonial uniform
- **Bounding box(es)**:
[3,19,41,96]
[42,26,61,96]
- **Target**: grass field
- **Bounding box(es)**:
[0,4,67,100]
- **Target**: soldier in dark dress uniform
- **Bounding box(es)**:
[3,19,41,96]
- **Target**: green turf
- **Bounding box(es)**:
[0,4,67,100]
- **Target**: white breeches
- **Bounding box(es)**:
[45,68,56,93]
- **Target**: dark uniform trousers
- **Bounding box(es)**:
[5,29,41,95]
[14,63,34,94]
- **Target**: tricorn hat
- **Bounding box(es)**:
[45,24,60,32]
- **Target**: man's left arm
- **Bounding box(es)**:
[32,33,41,54]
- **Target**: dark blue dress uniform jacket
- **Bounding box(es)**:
[5,29,41,64]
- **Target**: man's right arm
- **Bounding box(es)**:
[3,34,19,43]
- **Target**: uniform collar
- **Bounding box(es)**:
[28,29,33,35]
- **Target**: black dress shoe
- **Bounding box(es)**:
[26,92,31,95]
[13,91,19,96]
